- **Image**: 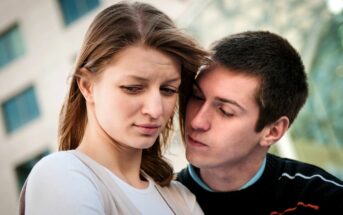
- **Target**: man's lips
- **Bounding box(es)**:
[187,135,207,147]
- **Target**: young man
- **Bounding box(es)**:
[177,31,343,214]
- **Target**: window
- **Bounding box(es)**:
[58,0,100,25]
[1,86,40,133]
[0,25,25,68]
[16,150,50,191]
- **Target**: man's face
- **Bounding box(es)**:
[185,66,265,170]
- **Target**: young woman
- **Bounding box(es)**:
[20,2,207,214]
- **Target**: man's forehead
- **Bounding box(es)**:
[194,66,261,108]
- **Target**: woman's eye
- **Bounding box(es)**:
[120,86,143,94]
[161,87,178,96]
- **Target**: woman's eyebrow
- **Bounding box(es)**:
[164,77,181,84]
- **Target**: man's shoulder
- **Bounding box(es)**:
[266,153,343,213]
[267,153,343,189]
[175,166,190,184]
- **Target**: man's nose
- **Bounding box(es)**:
[190,103,211,131]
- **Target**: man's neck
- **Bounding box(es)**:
[198,157,266,192]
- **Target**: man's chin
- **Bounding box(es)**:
[186,153,206,168]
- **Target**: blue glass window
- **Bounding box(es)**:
[58,0,100,25]
[0,25,25,68]
[2,86,40,133]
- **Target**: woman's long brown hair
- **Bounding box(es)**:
[58,1,207,186]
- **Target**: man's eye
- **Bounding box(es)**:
[161,87,178,96]
[191,85,204,101]
[219,108,233,117]
[120,86,143,94]
[191,88,205,100]
[191,93,204,100]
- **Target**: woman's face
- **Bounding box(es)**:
[89,44,181,149]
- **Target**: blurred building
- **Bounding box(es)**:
[0,0,342,214]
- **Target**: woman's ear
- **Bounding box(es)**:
[260,116,289,147]
[77,67,95,103]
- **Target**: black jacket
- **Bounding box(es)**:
[176,153,343,215]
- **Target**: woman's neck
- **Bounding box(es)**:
[77,123,147,188]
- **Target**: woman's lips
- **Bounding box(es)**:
[134,124,161,135]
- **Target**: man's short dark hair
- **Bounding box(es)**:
[212,31,308,131]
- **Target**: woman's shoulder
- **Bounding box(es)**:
[155,179,196,200]
[155,180,203,214]
[34,150,77,163]
[26,150,96,187]
[29,150,83,174]
[169,180,194,195]
[25,151,104,214]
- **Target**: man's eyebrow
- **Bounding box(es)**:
[193,81,245,111]
[216,97,246,112]
[193,81,246,112]
[193,81,203,93]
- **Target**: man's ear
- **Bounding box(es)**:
[260,116,289,147]
[77,67,95,103]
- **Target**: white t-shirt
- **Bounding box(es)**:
[25,151,200,215]
[104,168,174,215]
